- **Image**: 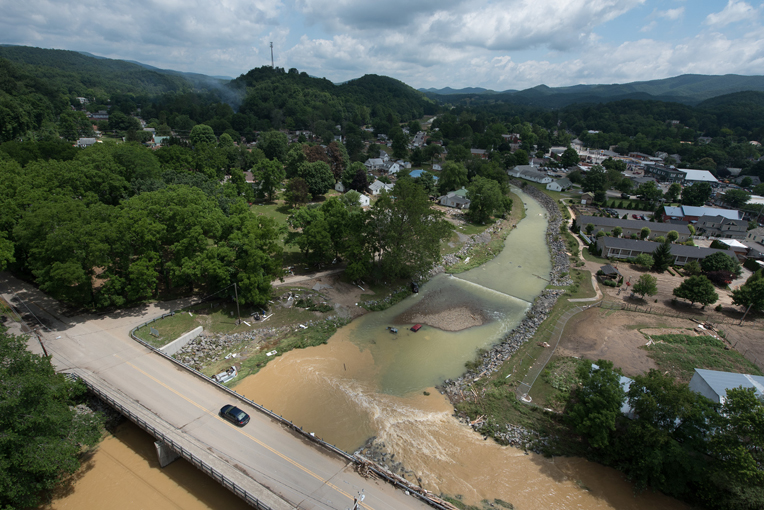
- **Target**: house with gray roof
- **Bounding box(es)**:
[695,215,748,240]
[689,368,764,404]
[439,188,470,209]
[508,165,552,184]
[546,177,572,192]
[368,180,394,195]
[578,215,690,242]
[596,237,736,265]
[77,137,97,148]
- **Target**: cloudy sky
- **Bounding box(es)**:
[2,0,763,90]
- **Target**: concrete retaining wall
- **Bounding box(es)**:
[160,326,203,355]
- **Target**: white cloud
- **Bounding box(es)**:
[704,0,756,26]
[657,7,684,20]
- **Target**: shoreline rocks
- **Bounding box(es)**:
[440,182,572,449]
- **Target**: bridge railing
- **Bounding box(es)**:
[71,373,273,510]
[129,315,451,510]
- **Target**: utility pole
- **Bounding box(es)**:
[739,302,753,326]
[234,282,241,325]
[270,42,274,68]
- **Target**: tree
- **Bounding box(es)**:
[617,178,633,194]
[640,226,651,239]
[633,274,658,299]
[566,360,625,449]
[731,278,764,312]
[190,124,216,146]
[683,259,702,275]
[284,177,310,207]
[585,223,595,235]
[612,226,622,237]
[666,230,679,243]
[253,158,285,202]
[367,178,453,279]
[438,161,469,195]
[637,181,663,202]
[706,387,764,510]
[673,275,719,307]
[651,241,674,273]
[0,329,103,509]
[666,183,682,203]
[560,147,579,167]
[285,143,307,178]
[722,188,751,208]
[681,182,712,206]
[466,176,505,224]
[633,253,654,268]
[258,130,288,162]
[740,176,753,188]
[583,165,607,193]
[298,161,334,198]
[701,251,741,275]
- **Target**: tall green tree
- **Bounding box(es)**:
[190,124,216,146]
[438,161,468,195]
[566,360,625,449]
[0,329,103,509]
[466,176,505,224]
[681,182,712,206]
[253,158,285,202]
[633,274,658,298]
[651,241,673,273]
[722,188,751,208]
[673,275,719,307]
[258,130,288,162]
[298,161,334,198]
[368,178,452,279]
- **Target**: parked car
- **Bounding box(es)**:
[621,193,630,199]
[220,405,250,426]
[632,214,640,219]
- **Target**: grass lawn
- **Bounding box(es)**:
[581,246,610,265]
[643,333,764,382]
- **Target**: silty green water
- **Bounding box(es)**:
[343,186,552,395]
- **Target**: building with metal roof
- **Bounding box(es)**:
[578,215,691,242]
[682,169,719,184]
[689,368,764,404]
[662,205,742,223]
[597,237,737,265]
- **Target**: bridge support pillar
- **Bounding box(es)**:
[154,441,181,467]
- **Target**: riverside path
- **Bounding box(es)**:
[0,273,435,510]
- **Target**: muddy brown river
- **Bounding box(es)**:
[45,189,686,509]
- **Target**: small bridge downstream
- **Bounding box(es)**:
[0,274,445,510]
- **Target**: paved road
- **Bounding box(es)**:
[0,273,432,510]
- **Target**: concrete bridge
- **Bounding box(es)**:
[0,274,447,510]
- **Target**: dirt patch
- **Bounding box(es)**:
[723,324,764,371]
[395,290,487,331]
[557,307,702,377]
[287,273,368,319]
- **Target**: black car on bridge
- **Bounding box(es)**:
[220,404,250,426]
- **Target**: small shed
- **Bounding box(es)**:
[581,193,594,205]
[599,264,622,280]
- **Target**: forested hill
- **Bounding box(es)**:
[425,74,764,108]
[230,66,436,132]
[0,45,201,96]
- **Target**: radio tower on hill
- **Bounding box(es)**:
[270,42,274,68]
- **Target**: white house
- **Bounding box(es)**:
[369,180,394,195]
[364,158,385,171]
[334,181,346,193]
[508,165,553,184]
[546,177,572,192]
[359,194,370,207]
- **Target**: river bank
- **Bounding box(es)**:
[441,183,572,399]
